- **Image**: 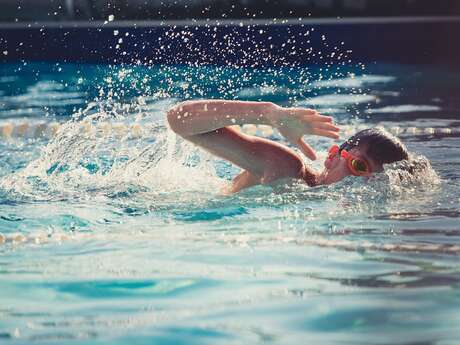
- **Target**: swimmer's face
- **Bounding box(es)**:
[319,146,381,185]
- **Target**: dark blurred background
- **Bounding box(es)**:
[2,0,460,22]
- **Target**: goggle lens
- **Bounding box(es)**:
[351,158,369,173]
[327,144,371,176]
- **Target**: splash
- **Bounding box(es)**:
[0,109,224,203]
[384,154,440,188]
[282,152,439,223]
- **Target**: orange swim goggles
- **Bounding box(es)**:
[327,144,371,176]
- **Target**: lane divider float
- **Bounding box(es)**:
[0,121,459,140]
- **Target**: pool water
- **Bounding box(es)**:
[1,61,460,344]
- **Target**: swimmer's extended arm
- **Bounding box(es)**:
[167,100,339,186]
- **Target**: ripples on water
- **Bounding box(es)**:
[0,62,459,344]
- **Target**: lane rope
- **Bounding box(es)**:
[0,121,459,140]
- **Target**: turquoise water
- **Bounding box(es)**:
[1,62,460,344]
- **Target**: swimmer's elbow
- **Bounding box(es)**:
[166,106,179,133]
[166,101,192,136]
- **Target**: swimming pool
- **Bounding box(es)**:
[1,60,460,344]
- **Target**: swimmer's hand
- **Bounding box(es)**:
[268,106,340,160]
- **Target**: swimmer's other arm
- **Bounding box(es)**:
[167,100,339,192]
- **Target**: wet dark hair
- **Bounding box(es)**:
[340,128,409,166]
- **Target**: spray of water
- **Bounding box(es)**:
[0,29,450,257]
[0,108,224,204]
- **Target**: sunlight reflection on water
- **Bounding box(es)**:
[0,61,459,344]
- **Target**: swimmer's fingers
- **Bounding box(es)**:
[297,138,317,160]
[278,125,317,160]
[297,116,340,138]
[304,113,334,123]
[301,113,340,136]
[312,128,341,139]
[312,122,340,133]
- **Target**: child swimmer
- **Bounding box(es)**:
[167,100,409,193]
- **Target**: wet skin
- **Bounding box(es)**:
[167,100,380,193]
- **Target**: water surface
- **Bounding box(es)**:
[0,61,459,344]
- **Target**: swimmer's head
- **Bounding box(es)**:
[319,128,409,185]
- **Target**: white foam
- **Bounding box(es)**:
[0,109,223,202]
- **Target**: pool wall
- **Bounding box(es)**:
[1,17,459,66]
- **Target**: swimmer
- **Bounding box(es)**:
[167,100,409,193]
